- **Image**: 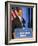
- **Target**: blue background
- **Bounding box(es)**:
[15,7,33,38]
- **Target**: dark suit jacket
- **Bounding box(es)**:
[12,16,22,33]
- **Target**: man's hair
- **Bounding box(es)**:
[16,7,22,12]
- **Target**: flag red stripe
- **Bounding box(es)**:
[15,10,18,16]
[11,10,16,18]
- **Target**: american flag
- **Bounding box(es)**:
[11,9,18,21]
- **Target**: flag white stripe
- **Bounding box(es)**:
[15,10,18,16]
[11,10,16,18]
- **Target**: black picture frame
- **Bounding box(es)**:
[5,1,37,45]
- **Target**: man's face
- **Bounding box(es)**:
[18,10,22,16]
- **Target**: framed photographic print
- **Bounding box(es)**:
[5,1,37,45]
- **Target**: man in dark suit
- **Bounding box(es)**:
[11,7,25,38]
